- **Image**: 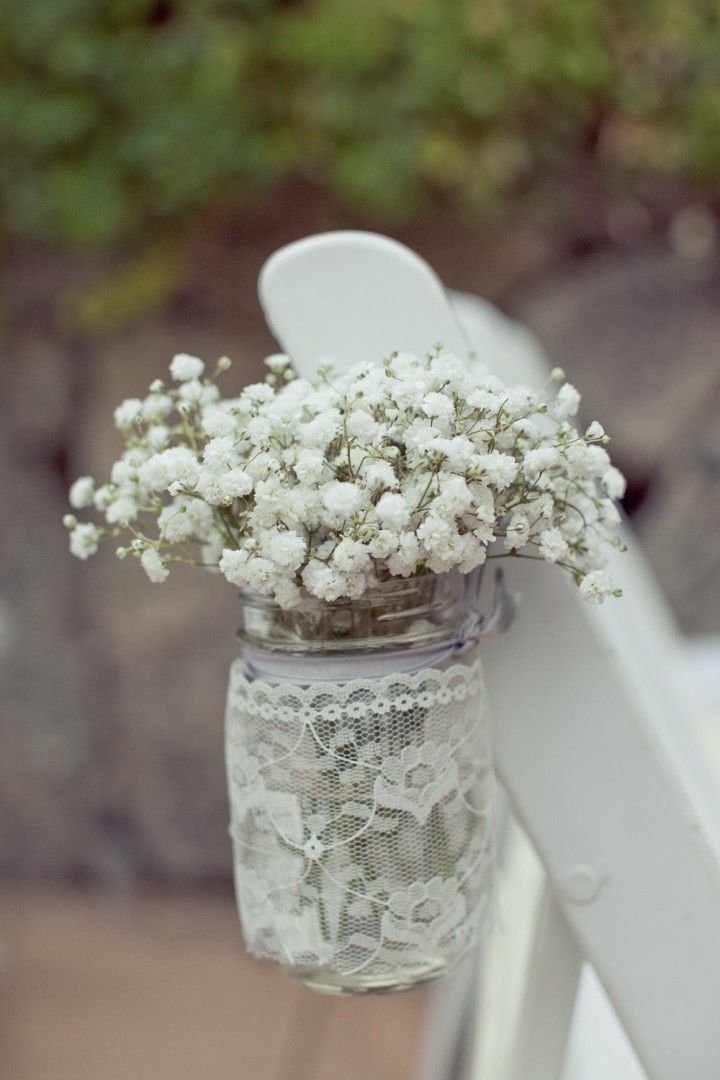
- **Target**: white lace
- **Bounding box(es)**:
[225,649,493,985]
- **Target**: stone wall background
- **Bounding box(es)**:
[2,221,719,885]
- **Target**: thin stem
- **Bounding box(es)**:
[487,551,578,577]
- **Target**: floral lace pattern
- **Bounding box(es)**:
[225,649,493,989]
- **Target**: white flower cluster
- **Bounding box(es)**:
[65,348,625,605]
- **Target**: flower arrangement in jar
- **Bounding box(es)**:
[66,346,624,993]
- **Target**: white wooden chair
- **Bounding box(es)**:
[259,231,720,1080]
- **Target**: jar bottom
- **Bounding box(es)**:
[284,950,470,996]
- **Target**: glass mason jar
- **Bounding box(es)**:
[225,570,494,994]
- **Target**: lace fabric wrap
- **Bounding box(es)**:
[225,646,494,991]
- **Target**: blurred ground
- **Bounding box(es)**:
[514,242,720,633]
[2,218,720,887]
[0,889,429,1080]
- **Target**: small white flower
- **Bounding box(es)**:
[474,487,496,525]
[403,419,436,452]
[473,521,494,544]
[477,451,519,490]
[178,378,206,405]
[579,569,615,604]
[567,443,609,478]
[246,453,280,483]
[159,502,191,543]
[219,548,250,587]
[346,408,380,441]
[441,436,476,471]
[467,388,501,411]
[504,512,530,551]
[147,424,170,450]
[93,484,115,512]
[538,527,569,563]
[251,477,285,522]
[417,514,455,555]
[113,398,143,430]
[110,460,133,486]
[195,468,233,506]
[264,353,291,374]
[223,468,253,498]
[421,392,455,421]
[602,465,626,500]
[201,403,239,438]
[110,448,146,486]
[170,353,205,382]
[361,459,398,491]
[247,416,273,444]
[69,522,101,560]
[429,351,466,385]
[203,436,239,471]
[243,382,275,404]
[245,556,276,593]
[367,529,399,558]
[69,476,95,509]
[139,447,199,493]
[142,393,173,422]
[585,421,605,440]
[433,475,472,517]
[375,491,411,530]
[522,446,560,477]
[321,481,365,521]
[299,411,341,449]
[105,495,138,524]
[262,528,306,571]
[141,547,169,583]
[554,383,581,419]
[458,535,487,573]
[294,449,326,485]
[302,560,345,601]
[333,538,371,573]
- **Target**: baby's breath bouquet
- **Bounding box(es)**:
[66,346,624,994]
[66,348,624,604]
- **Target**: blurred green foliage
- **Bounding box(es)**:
[1,0,720,245]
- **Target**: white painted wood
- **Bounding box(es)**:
[478,550,720,1079]
[451,290,549,389]
[506,887,582,1080]
[259,232,720,1080]
[259,231,469,377]
[467,818,645,1080]
[563,967,647,1080]
[456,287,720,1079]
[414,955,478,1080]
[468,813,555,1080]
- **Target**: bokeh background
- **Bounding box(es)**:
[2,2,720,1077]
